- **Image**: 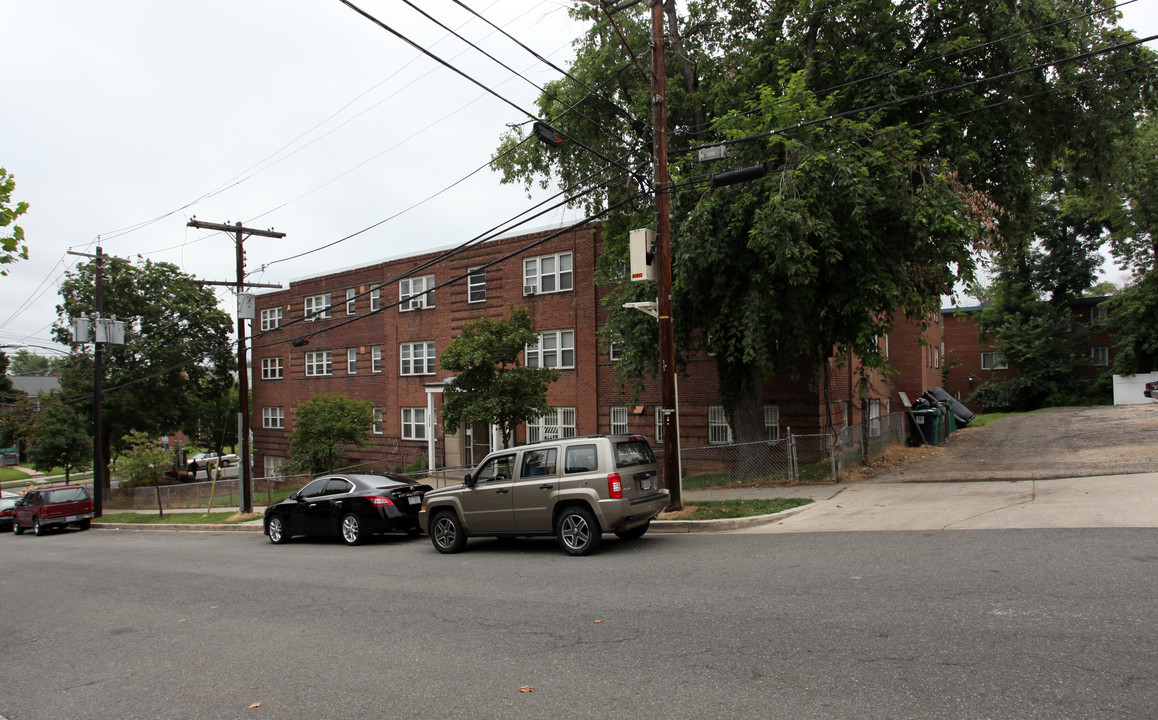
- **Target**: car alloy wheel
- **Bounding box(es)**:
[12,519,23,535]
[556,506,601,556]
[430,511,467,554]
[340,513,365,545]
[267,515,288,544]
[34,517,45,536]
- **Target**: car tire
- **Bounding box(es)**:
[13,519,24,535]
[556,506,601,556]
[34,517,46,536]
[430,510,467,554]
[615,520,650,541]
[77,519,91,531]
[340,513,365,546]
[267,515,289,544]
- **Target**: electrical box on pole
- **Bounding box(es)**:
[238,293,256,320]
[629,228,657,283]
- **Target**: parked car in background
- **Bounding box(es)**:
[264,473,432,546]
[188,451,239,471]
[0,495,18,531]
[1145,380,1158,399]
[419,434,671,556]
[12,485,94,536]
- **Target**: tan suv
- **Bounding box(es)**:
[419,435,669,556]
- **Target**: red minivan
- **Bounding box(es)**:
[12,485,94,536]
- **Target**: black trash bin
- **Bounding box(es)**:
[923,386,974,427]
[907,408,940,445]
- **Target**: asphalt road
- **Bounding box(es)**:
[3,527,1156,719]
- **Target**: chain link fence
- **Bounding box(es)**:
[836,411,909,478]
[679,431,836,490]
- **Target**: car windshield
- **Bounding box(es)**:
[371,477,408,488]
[614,440,656,468]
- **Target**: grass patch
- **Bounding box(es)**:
[970,406,1069,428]
[0,467,31,484]
[97,512,261,525]
[660,497,812,521]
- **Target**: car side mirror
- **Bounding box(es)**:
[464,473,475,487]
[289,492,302,502]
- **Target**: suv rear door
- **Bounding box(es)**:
[512,446,559,533]
[614,437,661,499]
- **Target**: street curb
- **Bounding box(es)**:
[92,501,818,535]
[650,503,814,533]
[94,522,263,533]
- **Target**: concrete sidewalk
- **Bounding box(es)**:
[727,473,1158,533]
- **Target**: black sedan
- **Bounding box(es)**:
[264,473,432,546]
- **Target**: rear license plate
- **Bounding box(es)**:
[66,515,77,522]
[639,478,652,491]
[407,496,421,505]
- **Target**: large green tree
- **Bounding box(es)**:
[1104,112,1158,375]
[52,258,234,496]
[0,167,29,276]
[286,393,374,474]
[7,349,70,377]
[493,0,1153,439]
[440,306,561,449]
[27,396,91,481]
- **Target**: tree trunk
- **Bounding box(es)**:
[731,363,767,482]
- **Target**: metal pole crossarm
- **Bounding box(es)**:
[195,280,283,289]
[186,219,286,239]
[66,249,134,264]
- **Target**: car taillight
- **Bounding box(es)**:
[368,496,395,507]
[608,473,623,499]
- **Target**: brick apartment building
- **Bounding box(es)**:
[249,222,942,477]
[940,296,1114,411]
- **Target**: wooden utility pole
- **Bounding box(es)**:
[650,1,680,509]
[67,247,131,517]
[187,220,285,513]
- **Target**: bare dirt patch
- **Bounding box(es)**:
[858,404,1158,483]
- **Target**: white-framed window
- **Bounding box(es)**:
[1091,305,1108,325]
[1091,346,1109,366]
[399,275,435,311]
[262,407,284,429]
[372,408,383,435]
[261,357,283,380]
[610,406,629,435]
[468,267,486,303]
[346,288,356,315]
[764,405,780,441]
[655,406,664,442]
[371,345,383,373]
[401,407,427,440]
[933,347,940,369]
[305,350,333,377]
[609,342,621,362]
[981,351,1008,370]
[260,308,283,331]
[868,399,882,438]
[526,330,575,369]
[347,348,357,374]
[523,252,573,295]
[263,455,285,478]
[708,405,733,444]
[400,341,436,376]
[370,288,380,312]
[527,408,577,443]
[304,293,331,321]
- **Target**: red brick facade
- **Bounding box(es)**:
[249,223,933,475]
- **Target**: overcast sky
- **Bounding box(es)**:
[2,0,1156,357]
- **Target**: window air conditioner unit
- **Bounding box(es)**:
[524,284,537,296]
